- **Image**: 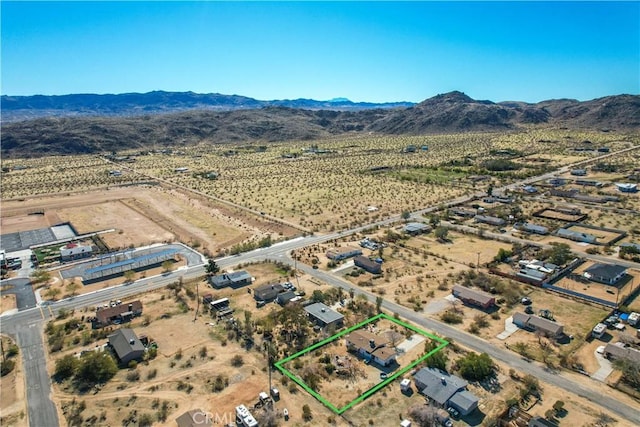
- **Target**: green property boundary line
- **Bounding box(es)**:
[273,312,449,415]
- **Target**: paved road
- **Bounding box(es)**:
[2,144,639,426]
[0,278,37,310]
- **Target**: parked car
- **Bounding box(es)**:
[524,306,534,314]
[521,297,532,305]
[447,407,460,419]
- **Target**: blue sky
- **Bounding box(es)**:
[1,1,638,102]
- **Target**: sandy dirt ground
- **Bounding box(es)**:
[0,294,17,315]
[0,336,27,427]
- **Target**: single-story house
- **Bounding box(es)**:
[583,263,627,285]
[175,409,213,427]
[522,185,538,194]
[60,244,93,262]
[570,169,587,176]
[513,313,564,339]
[354,256,382,274]
[253,283,286,302]
[547,178,567,187]
[450,207,477,218]
[209,270,252,289]
[474,215,506,226]
[615,183,638,193]
[345,330,396,366]
[574,179,604,187]
[451,285,495,309]
[518,260,558,274]
[515,222,549,235]
[516,268,547,285]
[403,222,430,236]
[413,367,479,416]
[603,342,640,364]
[304,302,344,329]
[94,301,143,328]
[276,290,298,306]
[483,196,513,204]
[326,247,363,261]
[620,242,640,252]
[555,228,597,244]
[108,328,145,365]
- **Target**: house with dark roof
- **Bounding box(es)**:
[108,328,145,365]
[345,330,396,366]
[253,283,286,302]
[175,409,213,427]
[570,169,587,176]
[304,302,344,329]
[276,290,298,306]
[413,367,479,416]
[403,222,431,236]
[603,342,640,364]
[209,270,252,289]
[528,417,558,427]
[354,256,382,274]
[450,207,477,218]
[451,285,495,309]
[513,313,564,339]
[94,301,143,328]
[583,263,627,285]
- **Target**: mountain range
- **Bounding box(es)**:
[1,91,638,157]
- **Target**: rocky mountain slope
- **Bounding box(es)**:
[1,91,638,157]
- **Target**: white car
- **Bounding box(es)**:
[596,345,606,355]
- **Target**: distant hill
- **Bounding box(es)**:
[0,90,413,123]
[1,91,638,157]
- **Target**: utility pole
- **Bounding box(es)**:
[477,252,481,270]
[193,279,199,322]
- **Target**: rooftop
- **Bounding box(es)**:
[304,302,344,324]
[584,263,627,281]
[413,367,468,406]
[108,328,144,359]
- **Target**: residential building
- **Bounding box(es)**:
[60,244,93,262]
[412,367,479,416]
[570,169,587,176]
[555,228,597,244]
[403,222,430,236]
[450,207,477,218]
[451,285,495,309]
[513,313,564,339]
[354,256,382,274]
[326,247,363,261]
[483,196,513,204]
[582,263,627,285]
[253,283,286,302]
[175,409,213,427]
[620,242,640,252]
[546,178,567,187]
[108,328,145,365]
[603,342,640,364]
[276,290,298,306]
[94,301,143,328]
[522,185,538,194]
[345,330,396,366]
[474,215,506,226]
[304,302,344,329]
[615,183,638,193]
[516,268,547,285]
[514,222,549,235]
[209,270,252,289]
[574,179,604,187]
[528,417,558,427]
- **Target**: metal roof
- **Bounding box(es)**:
[304,302,344,324]
[413,368,468,406]
[85,248,177,276]
[108,328,144,360]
